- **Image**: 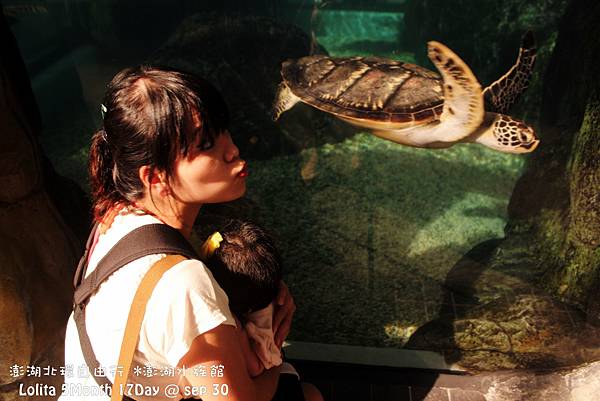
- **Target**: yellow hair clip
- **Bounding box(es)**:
[200,231,223,259]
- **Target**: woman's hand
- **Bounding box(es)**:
[178,324,279,401]
[272,281,296,347]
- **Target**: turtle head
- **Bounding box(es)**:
[272,82,301,121]
[475,113,539,153]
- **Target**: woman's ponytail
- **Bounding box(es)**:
[89,128,122,222]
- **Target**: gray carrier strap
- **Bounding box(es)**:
[72,223,200,400]
[73,223,198,305]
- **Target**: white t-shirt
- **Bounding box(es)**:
[59,211,235,401]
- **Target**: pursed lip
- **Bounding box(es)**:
[235,161,248,177]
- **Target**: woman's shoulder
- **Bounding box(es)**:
[156,257,230,307]
[164,258,217,288]
[88,210,165,270]
[143,256,235,362]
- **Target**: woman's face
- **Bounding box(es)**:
[170,122,247,205]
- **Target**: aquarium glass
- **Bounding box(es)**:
[5,0,567,357]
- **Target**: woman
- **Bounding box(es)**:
[60,66,322,401]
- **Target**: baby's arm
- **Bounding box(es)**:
[234,317,265,377]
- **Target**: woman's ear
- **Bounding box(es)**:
[139,166,168,195]
[138,165,152,189]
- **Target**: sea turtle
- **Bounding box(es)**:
[272,32,539,153]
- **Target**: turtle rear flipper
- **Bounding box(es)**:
[483,31,536,114]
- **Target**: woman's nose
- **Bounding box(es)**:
[223,131,240,162]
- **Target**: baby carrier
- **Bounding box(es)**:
[72,223,198,401]
[71,222,305,401]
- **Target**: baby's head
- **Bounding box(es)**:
[201,220,282,319]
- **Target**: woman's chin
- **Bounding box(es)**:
[234,182,247,199]
[217,185,247,204]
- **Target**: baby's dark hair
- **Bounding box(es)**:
[205,220,282,319]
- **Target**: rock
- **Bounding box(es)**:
[455,294,600,371]
[0,12,81,395]
[407,3,600,395]
[506,0,600,318]
[407,239,600,372]
[0,238,32,383]
[0,21,41,203]
[568,94,600,248]
[407,291,600,400]
[0,184,77,389]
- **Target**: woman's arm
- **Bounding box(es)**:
[177,324,279,401]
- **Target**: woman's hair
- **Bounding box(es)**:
[205,220,282,319]
[89,65,229,222]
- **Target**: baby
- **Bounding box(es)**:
[200,219,283,376]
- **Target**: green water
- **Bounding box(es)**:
[246,133,524,346]
[13,0,558,351]
[315,10,414,61]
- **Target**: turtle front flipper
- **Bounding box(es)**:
[371,42,484,148]
[426,40,485,143]
[483,31,537,114]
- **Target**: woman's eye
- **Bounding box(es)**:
[198,137,214,151]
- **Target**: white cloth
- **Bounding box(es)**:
[244,303,282,369]
[59,211,235,401]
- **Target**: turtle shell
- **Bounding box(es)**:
[281,55,445,125]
